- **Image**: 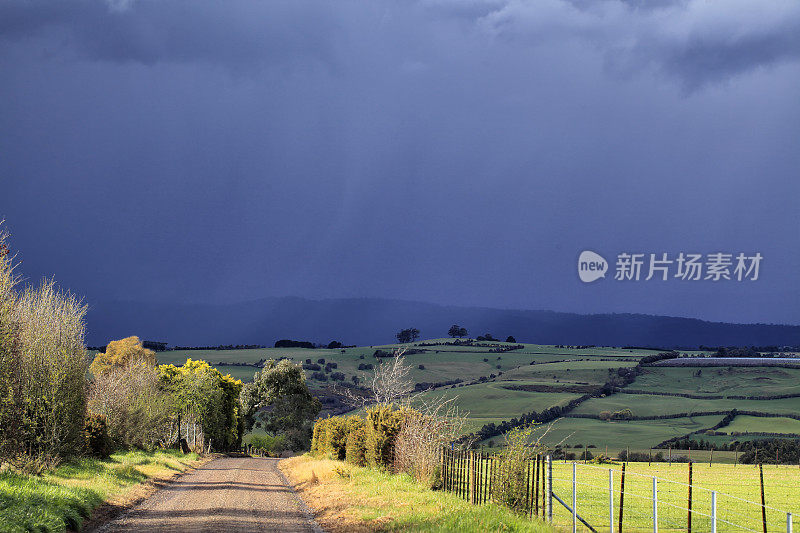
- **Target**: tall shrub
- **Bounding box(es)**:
[394,397,467,487]
[345,416,366,466]
[311,418,327,454]
[364,403,406,470]
[89,358,176,450]
[491,425,540,512]
[13,279,90,460]
[0,228,21,462]
[323,416,348,460]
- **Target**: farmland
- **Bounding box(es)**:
[155,339,800,453]
[548,461,797,532]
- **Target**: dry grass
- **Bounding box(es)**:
[281,456,379,532]
[280,455,555,532]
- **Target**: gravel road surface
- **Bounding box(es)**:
[92,456,320,533]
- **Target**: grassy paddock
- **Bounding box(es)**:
[548,461,798,532]
[280,455,555,532]
[0,449,201,532]
[512,415,726,450]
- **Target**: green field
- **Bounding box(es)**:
[155,341,655,387]
[724,415,800,435]
[629,366,800,397]
[548,461,798,532]
[156,340,800,452]
[414,381,582,433]
[571,394,800,418]
[499,415,725,451]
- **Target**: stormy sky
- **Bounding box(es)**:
[1,0,799,325]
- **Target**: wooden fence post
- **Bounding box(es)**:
[688,462,693,533]
[534,455,540,517]
[760,463,768,533]
[525,457,532,516]
[618,462,626,533]
[489,454,494,503]
[547,455,553,523]
[472,451,477,504]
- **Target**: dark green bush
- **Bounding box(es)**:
[364,403,407,469]
[310,418,326,454]
[345,416,366,466]
[324,416,348,460]
[84,413,111,457]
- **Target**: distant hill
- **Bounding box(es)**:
[84,296,800,348]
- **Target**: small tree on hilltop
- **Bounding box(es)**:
[448,324,468,339]
[396,327,420,344]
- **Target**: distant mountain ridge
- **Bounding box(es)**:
[84,296,800,349]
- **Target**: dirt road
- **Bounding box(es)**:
[93,456,321,533]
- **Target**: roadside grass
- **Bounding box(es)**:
[0,449,201,533]
[280,455,555,532]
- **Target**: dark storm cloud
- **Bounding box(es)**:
[1,0,799,327]
[2,0,799,88]
[0,0,340,68]
[478,0,800,89]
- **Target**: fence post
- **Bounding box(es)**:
[541,453,546,517]
[476,452,481,505]
[760,463,768,533]
[788,512,793,533]
[609,469,614,533]
[652,477,658,533]
[711,491,717,533]
[547,455,553,523]
[572,462,577,533]
[484,455,489,501]
[526,457,532,515]
[688,462,693,533]
[471,451,476,504]
[458,451,462,498]
[534,455,540,517]
[619,462,626,533]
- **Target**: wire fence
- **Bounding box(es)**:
[440,448,796,532]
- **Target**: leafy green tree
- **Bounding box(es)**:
[396,327,420,344]
[240,359,321,450]
[159,359,243,451]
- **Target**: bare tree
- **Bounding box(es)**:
[370,348,414,404]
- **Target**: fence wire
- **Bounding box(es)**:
[439,449,796,532]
